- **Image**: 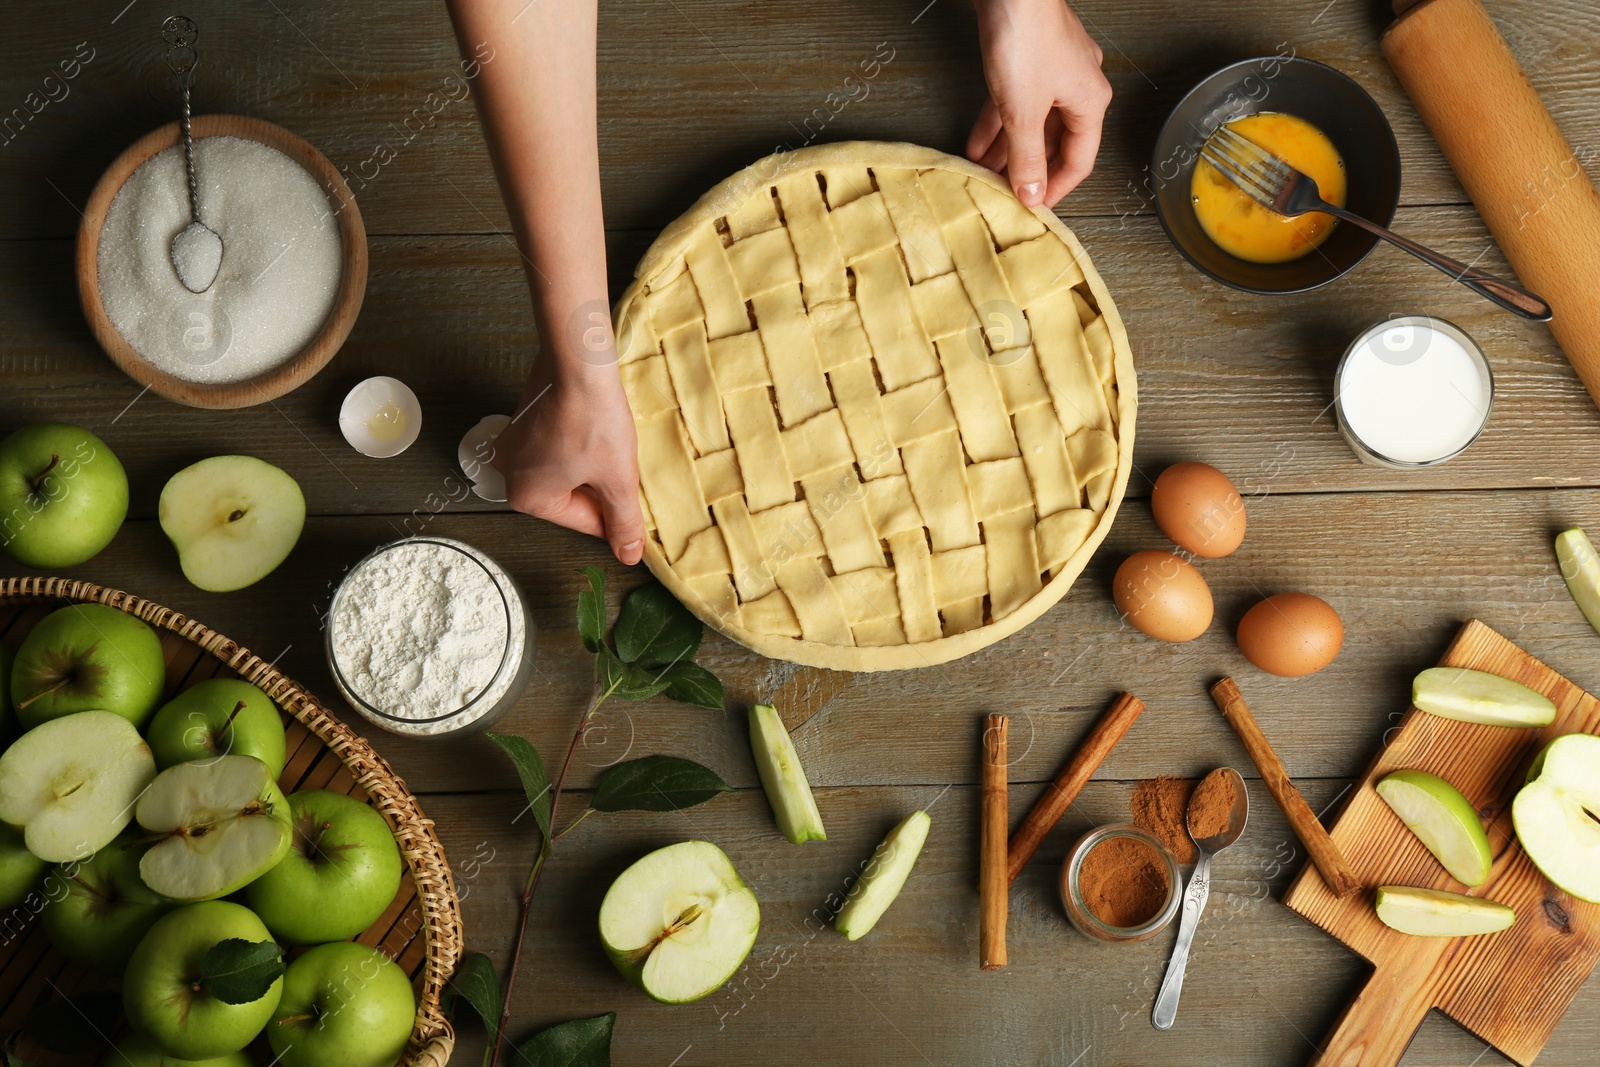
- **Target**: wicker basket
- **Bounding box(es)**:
[0,577,461,1066]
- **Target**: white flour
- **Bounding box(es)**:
[330,540,520,733]
[97,135,342,384]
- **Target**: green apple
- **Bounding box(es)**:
[0,709,155,862]
[1412,667,1556,728]
[1556,527,1600,636]
[598,840,760,1004]
[136,755,292,901]
[11,603,166,729]
[0,643,14,741]
[41,829,172,973]
[267,942,415,1067]
[123,900,283,1060]
[0,422,128,569]
[244,789,403,944]
[0,822,46,909]
[835,810,931,941]
[1374,885,1515,936]
[147,679,287,775]
[748,703,825,844]
[1376,769,1493,886]
[158,456,305,593]
[106,1031,252,1066]
[1513,732,1600,903]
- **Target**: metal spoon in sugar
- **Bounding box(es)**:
[164,16,223,294]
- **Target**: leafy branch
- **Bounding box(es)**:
[452,569,728,1067]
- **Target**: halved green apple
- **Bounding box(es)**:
[598,840,760,1004]
[748,704,825,844]
[1375,885,1514,936]
[135,755,292,900]
[0,709,155,862]
[159,455,305,593]
[835,810,930,941]
[1376,769,1492,886]
[1556,528,1600,636]
[1513,733,1600,903]
[1412,667,1556,728]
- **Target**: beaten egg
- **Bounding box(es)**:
[1191,112,1346,264]
[1151,462,1246,558]
[1114,550,1214,642]
[1236,592,1343,676]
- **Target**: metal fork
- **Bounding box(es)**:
[1201,125,1552,321]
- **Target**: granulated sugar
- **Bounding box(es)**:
[330,540,517,732]
[97,135,342,384]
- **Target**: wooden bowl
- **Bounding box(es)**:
[0,577,459,1066]
[77,115,368,410]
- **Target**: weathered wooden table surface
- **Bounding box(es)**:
[3,1,1600,1063]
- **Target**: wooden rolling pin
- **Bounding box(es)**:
[1384,0,1600,412]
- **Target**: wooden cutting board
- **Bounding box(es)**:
[1284,619,1600,1067]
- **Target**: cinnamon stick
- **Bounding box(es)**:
[1210,677,1362,899]
[1006,692,1145,885]
[979,714,1009,971]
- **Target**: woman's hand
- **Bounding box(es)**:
[967,0,1112,208]
[493,354,646,566]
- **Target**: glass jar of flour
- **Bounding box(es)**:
[325,537,535,737]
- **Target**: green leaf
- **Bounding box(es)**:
[592,755,732,812]
[577,566,607,654]
[6,1052,44,1067]
[443,951,501,1034]
[597,647,671,701]
[486,731,552,839]
[512,1012,615,1067]
[613,582,702,668]
[659,660,724,709]
[199,938,285,1005]
[21,990,120,1054]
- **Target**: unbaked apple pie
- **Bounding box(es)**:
[615,143,1135,670]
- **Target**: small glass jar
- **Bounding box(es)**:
[1060,825,1182,943]
[1334,315,1494,469]
[326,536,535,738]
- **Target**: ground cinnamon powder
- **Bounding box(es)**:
[1132,776,1196,863]
[1189,768,1239,841]
[1077,836,1170,928]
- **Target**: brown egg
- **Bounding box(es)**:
[1151,462,1247,558]
[1237,592,1344,676]
[1113,550,1214,642]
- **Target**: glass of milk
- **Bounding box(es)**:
[1334,316,1494,468]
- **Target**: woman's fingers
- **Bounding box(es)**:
[965,99,1004,162]
[1045,97,1109,206]
[592,477,646,565]
[1003,109,1050,207]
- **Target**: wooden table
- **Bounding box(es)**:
[3,1,1599,1063]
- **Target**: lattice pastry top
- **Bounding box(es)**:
[614,142,1136,671]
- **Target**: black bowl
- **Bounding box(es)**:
[1151,56,1402,294]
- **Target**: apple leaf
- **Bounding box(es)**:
[658,660,724,710]
[513,1011,615,1067]
[576,566,607,654]
[21,989,121,1054]
[613,582,702,669]
[591,755,732,813]
[486,731,552,839]
[443,950,501,1035]
[596,647,671,702]
[199,938,285,1005]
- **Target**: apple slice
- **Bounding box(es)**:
[835,810,931,941]
[748,704,825,844]
[1375,885,1515,936]
[598,840,760,1004]
[1513,733,1600,903]
[136,754,293,900]
[158,456,305,593]
[1376,769,1492,886]
[0,710,155,862]
[1556,528,1600,636]
[1412,667,1556,728]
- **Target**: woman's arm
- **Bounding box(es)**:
[967,0,1112,207]
[446,0,645,565]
